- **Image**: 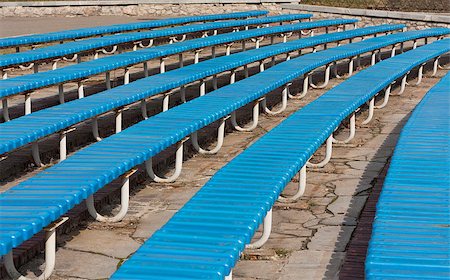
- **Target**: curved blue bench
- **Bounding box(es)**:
[0,33,448,279]
[0,14,312,72]
[111,39,450,280]
[8,26,448,165]
[0,10,267,50]
[0,18,356,121]
[365,73,450,279]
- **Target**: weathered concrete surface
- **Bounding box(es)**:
[0,17,447,279]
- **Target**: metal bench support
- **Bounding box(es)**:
[4,217,68,280]
[87,169,137,222]
[307,136,333,168]
[146,138,187,183]
[246,208,273,249]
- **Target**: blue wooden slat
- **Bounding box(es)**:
[3,27,449,157]
[0,14,313,68]
[111,39,449,279]
[0,37,448,264]
[0,18,355,99]
[0,10,268,49]
[365,72,450,279]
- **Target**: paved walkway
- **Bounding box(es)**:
[0,15,161,37]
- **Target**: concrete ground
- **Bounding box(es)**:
[0,15,163,37]
[0,15,448,280]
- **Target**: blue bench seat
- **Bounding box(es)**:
[1,35,448,269]
[2,27,448,160]
[0,18,358,123]
[365,72,450,279]
[0,18,360,100]
[0,11,267,49]
[111,39,450,279]
[0,14,312,70]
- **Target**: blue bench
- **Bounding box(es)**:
[0,14,312,74]
[110,39,450,280]
[0,18,356,121]
[0,10,267,50]
[7,25,444,167]
[1,32,448,279]
[365,72,450,279]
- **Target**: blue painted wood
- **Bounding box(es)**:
[110,39,449,279]
[0,35,447,279]
[0,14,312,68]
[3,27,448,157]
[0,10,268,49]
[365,72,450,279]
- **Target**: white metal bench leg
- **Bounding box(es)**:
[307,136,332,168]
[2,98,10,121]
[361,98,375,125]
[194,49,202,64]
[261,84,289,115]
[375,85,392,109]
[160,57,167,74]
[77,81,84,99]
[1,69,7,79]
[225,43,233,56]
[289,75,309,99]
[32,142,43,167]
[392,74,408,96]
[124,68,130,85]
[211,46,216,59]
[51,60,58,70]
[413,64,424,86]
[230,69,236,84]
[370,51,377,66]
[162,93,171,112]
[141,100,148,119]
[225,271,232,280]
[138,39,154,49]
[231,98,261,132]
[199,79,206,96]
[335,57,355,79]
[146,139,186,183]
[115,108,123,133]
[310,64,330,89]
[390,45,397,58]
[432,57,439,76]
[4,218,68,280]
[259,60,265,73]
[24,93,32,115]
[332,113,355,144]
[246,208,272,249]
[92,117,102,141]
[279,165,306,202]
[191,117,227,154]
[101,45,118,55]
[59,128,75,162]
[87,169,136,222]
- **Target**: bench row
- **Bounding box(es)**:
[0,14,312,72]
[0,10,267,50]
[112,39,450,280]
[0,18,356,121]
[1,33,448,279]
[366,72,450,279]
[5,25,437,166]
